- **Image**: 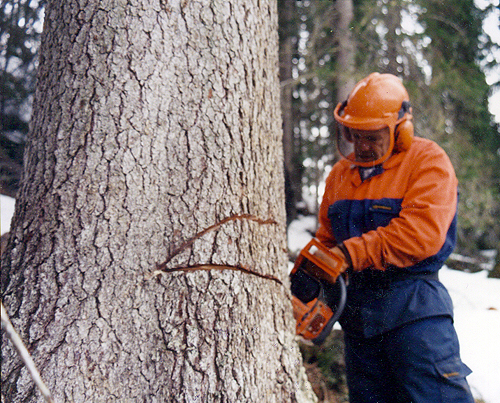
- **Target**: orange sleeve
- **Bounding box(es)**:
[316,170,339,249]
[344,144,458,271]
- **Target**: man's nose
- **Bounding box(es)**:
[356,140,370,150]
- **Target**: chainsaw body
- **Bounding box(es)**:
[290,238,347,344]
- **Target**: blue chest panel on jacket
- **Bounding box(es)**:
[328,198,402,242]
[328,198,458,337]
[327,198,457,273]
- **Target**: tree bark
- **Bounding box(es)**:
[334,0,355,102]
[384,0,404,75]
[279,0,301,224]
[1,0,316,402]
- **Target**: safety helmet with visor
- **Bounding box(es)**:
[334,73,413,167]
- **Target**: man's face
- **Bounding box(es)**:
[349,127,391,163]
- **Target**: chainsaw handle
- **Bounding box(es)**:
[329,274,347,324]
[292,238,345,284]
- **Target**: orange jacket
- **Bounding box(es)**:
[316,137,458,272]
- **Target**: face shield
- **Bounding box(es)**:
[334,101,401,168]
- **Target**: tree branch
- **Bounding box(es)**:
[152,264,283,285]
[1,301,55,403]
[152,214,283,285]
[155,214,278,271]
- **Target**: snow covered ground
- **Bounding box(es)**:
[2,197,499,402]
[441,267,500,403]
[1,195,16,235]
[288,214,500,403]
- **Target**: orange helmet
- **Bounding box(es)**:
[334,73,414,167]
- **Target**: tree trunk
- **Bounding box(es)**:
[1,0,316,402]
[279,0,300,224]
[384,0,404,75]
[334,0,355,102]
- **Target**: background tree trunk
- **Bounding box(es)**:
[1,0,316,402]
[334,0,355,102]
[279,0,301,224]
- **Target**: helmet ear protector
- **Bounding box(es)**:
[334,99,413,167]
[394,100,413,152]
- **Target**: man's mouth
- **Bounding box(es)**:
[356,154,374,162]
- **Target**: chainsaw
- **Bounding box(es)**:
[290,238,347,345]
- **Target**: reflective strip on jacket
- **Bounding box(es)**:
[316,137,458,337]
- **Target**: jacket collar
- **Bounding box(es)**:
[346,151,406,186]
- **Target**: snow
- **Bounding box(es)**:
[288,215,500,403]
[441,268,500,403]
[287,214,318,254]
[2,197,499,402]
[1,195,16,235]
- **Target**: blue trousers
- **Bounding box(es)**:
[344,316,474,403]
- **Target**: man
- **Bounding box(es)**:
[315,73,474,402]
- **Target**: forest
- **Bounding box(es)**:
[278,0,499,257]
[1,0,499,402]
[2,0,499,259]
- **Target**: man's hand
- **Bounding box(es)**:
[307,245,350,284]
[315,246,350,273]
[328,246,350,273]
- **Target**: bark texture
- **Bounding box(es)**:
[278,0,300,224]
[1,0,316,402]
[334,0,355,102]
